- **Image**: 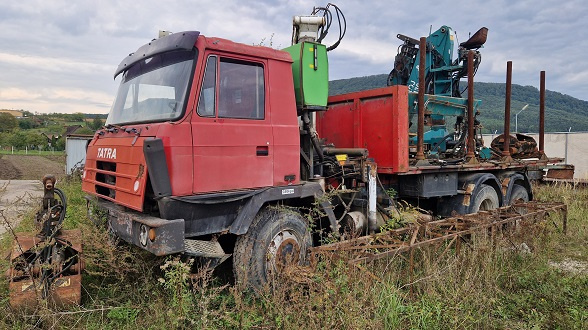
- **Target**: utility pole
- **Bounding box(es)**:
[515,104,529,133]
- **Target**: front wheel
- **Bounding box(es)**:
[233,207,311,289]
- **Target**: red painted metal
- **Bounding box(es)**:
[267,58,300,187]
[83,35,301,207]
[202,35,293,63]
[318,86,409,174]
[83,120,197,211]
[83,134,151,211]
[190,37,299,193]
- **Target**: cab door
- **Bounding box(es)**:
[192,54,273,193]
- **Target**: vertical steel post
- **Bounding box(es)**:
[367,163,377,234]
[416,37,426,161]
[466,50,476,162]
[502,61,512,158]
[565,128,570,164]
[539,71,546,153]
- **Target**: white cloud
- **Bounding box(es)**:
[0,53,110,74]
[0,88,43,101]
[335,38,396,65]
[0,0,587,115]
[0,86,112,113]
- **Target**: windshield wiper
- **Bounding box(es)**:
[105,124,124,133]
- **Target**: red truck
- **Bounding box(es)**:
[82,8,567,287]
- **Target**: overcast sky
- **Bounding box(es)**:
[0,0,586,114]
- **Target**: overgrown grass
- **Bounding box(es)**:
[0,179,586,329]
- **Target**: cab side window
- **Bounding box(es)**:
[218,59,265,119]
[197,56,217,117]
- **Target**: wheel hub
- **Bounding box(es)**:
[480,199,494,211]
[267,230,301,272]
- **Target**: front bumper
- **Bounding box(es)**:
[88,197,185,256]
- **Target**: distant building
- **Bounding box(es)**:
[65,125,83,136]
[0,110,24,118]
[41,132,58,141]
[41,132,59,147]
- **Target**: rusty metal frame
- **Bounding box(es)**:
[311,201,567,265]
[8,229,83,308]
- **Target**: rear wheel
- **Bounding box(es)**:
[470,184,499,213]
[233,207,311,289]
[509,184,530,216]
[509,184,529,204]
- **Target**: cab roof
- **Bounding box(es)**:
[199,35,293,63]
[114,31,293,78]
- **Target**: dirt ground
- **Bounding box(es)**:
[0,155,21,180]
[0,155,65,180]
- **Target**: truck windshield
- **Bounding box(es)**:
[106,50,196,125]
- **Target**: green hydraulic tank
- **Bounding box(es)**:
[283,42,329,110]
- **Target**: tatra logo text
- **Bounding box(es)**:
[97,148,117,159]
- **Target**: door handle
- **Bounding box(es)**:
[256,146,269,156]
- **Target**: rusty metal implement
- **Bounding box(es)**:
[6,175,84,308]
[311,201,567,265]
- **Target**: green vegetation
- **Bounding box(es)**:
[0,112,105,152]
[0,179,586,329]
[0,113,18,132]
[329,75,588,133]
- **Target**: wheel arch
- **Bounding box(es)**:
[497,171,533,203]
[229,182,331,235]
[461,172,503,209]
[437,172,503,216]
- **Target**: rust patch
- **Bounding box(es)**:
[491,133,542,159]
[501,177,511,197]
[462,183,476,206]
[137,163,145,179]
[546,168,574,179]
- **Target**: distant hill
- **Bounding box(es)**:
[329,74,588,133]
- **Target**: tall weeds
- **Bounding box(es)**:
[0,178,586,329]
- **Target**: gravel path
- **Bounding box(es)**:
[0,155,64,236]
[0,180,43,236]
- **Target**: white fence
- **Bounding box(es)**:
[483,132,588,179]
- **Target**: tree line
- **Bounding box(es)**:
[0,111,105,151]
[329,75,588,133]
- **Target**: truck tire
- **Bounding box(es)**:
[470,184,499,213]
[509,184,529,204]
[508,184,530,217]
[233,207,311,289]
